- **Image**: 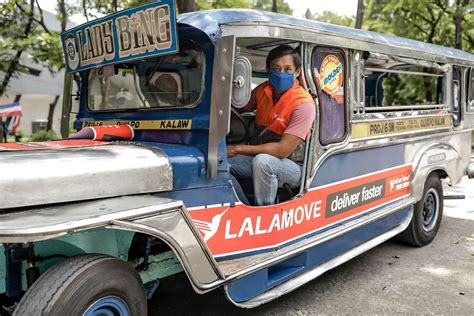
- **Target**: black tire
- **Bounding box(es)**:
[400,173,443,247]
[13,254,147,316]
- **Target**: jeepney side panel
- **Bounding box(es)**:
[407,131,472,201]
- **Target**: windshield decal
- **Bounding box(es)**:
[61,0,178,73]
[82,119,192,130]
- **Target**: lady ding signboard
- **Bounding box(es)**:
[61,0,178,73]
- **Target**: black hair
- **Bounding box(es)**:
[265,45,302,71]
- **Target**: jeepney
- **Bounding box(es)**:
[1,1,474,314]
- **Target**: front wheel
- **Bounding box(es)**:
[13,254,147,316]
[400,173,443,246]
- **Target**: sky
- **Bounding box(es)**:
[37,0,359,24]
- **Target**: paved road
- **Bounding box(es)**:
[149,176,474,315]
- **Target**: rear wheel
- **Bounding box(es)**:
[13,254,147,316]
[400,173,443,246]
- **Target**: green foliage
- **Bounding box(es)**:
[311,11,355,27]
[253,0,293,15]
[358,0,473,108]
[28,31,64,72]
[31,130,58,141]
[0,0,34,76]
[365,0,473,53]
[197,0,252,10]
[381,71,439,106]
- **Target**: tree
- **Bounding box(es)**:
[0,0,36,97]
[454,0,470,50]
[363,0,473,106]
[253,0,293,15]
[177,0,196,13]
[355,0,365,29]
[365,0,473,53]
[197,0,252,10]
[311,11,355,27]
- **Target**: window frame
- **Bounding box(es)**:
[452,66,462,126]
[310,46,348,146]
[467,68,474,112]
[357,52,449,116]
[84,47,206,113]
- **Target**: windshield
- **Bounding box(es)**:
[87,47,205,111]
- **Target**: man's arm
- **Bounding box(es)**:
[227,133,302,159]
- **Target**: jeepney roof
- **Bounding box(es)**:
[177,9,474,66]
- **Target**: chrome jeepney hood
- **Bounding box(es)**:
[0,143,173,209]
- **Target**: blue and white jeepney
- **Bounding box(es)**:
[1,1,474,314]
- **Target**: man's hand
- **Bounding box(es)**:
[227,145,238,158]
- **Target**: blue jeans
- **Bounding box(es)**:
[229,154,302,206]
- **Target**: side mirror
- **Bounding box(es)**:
[231,56,252,109]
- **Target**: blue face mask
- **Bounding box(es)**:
[268,71,295,92]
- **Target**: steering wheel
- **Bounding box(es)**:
[226,108,249,144]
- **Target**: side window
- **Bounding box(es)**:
[363,54,444,110]
[468,68,474,112]
[312,48,346,145]
[453,66,461,126]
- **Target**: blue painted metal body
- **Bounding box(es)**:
[312,144,405,187]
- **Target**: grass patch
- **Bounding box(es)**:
[31,130,58,141]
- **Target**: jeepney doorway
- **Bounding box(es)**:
[227,38,316,206]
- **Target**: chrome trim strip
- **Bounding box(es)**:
[348,127,469,149]
[364,67,444,77]
[112,214,223,294]
[178,205,226,279]
[364,105,445,112]
[351,113,450,124]
[0,195,182,243]
[207,35,235,179]
[225,207,413,308]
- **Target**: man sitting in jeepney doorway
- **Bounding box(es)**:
[227,45,316,206]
